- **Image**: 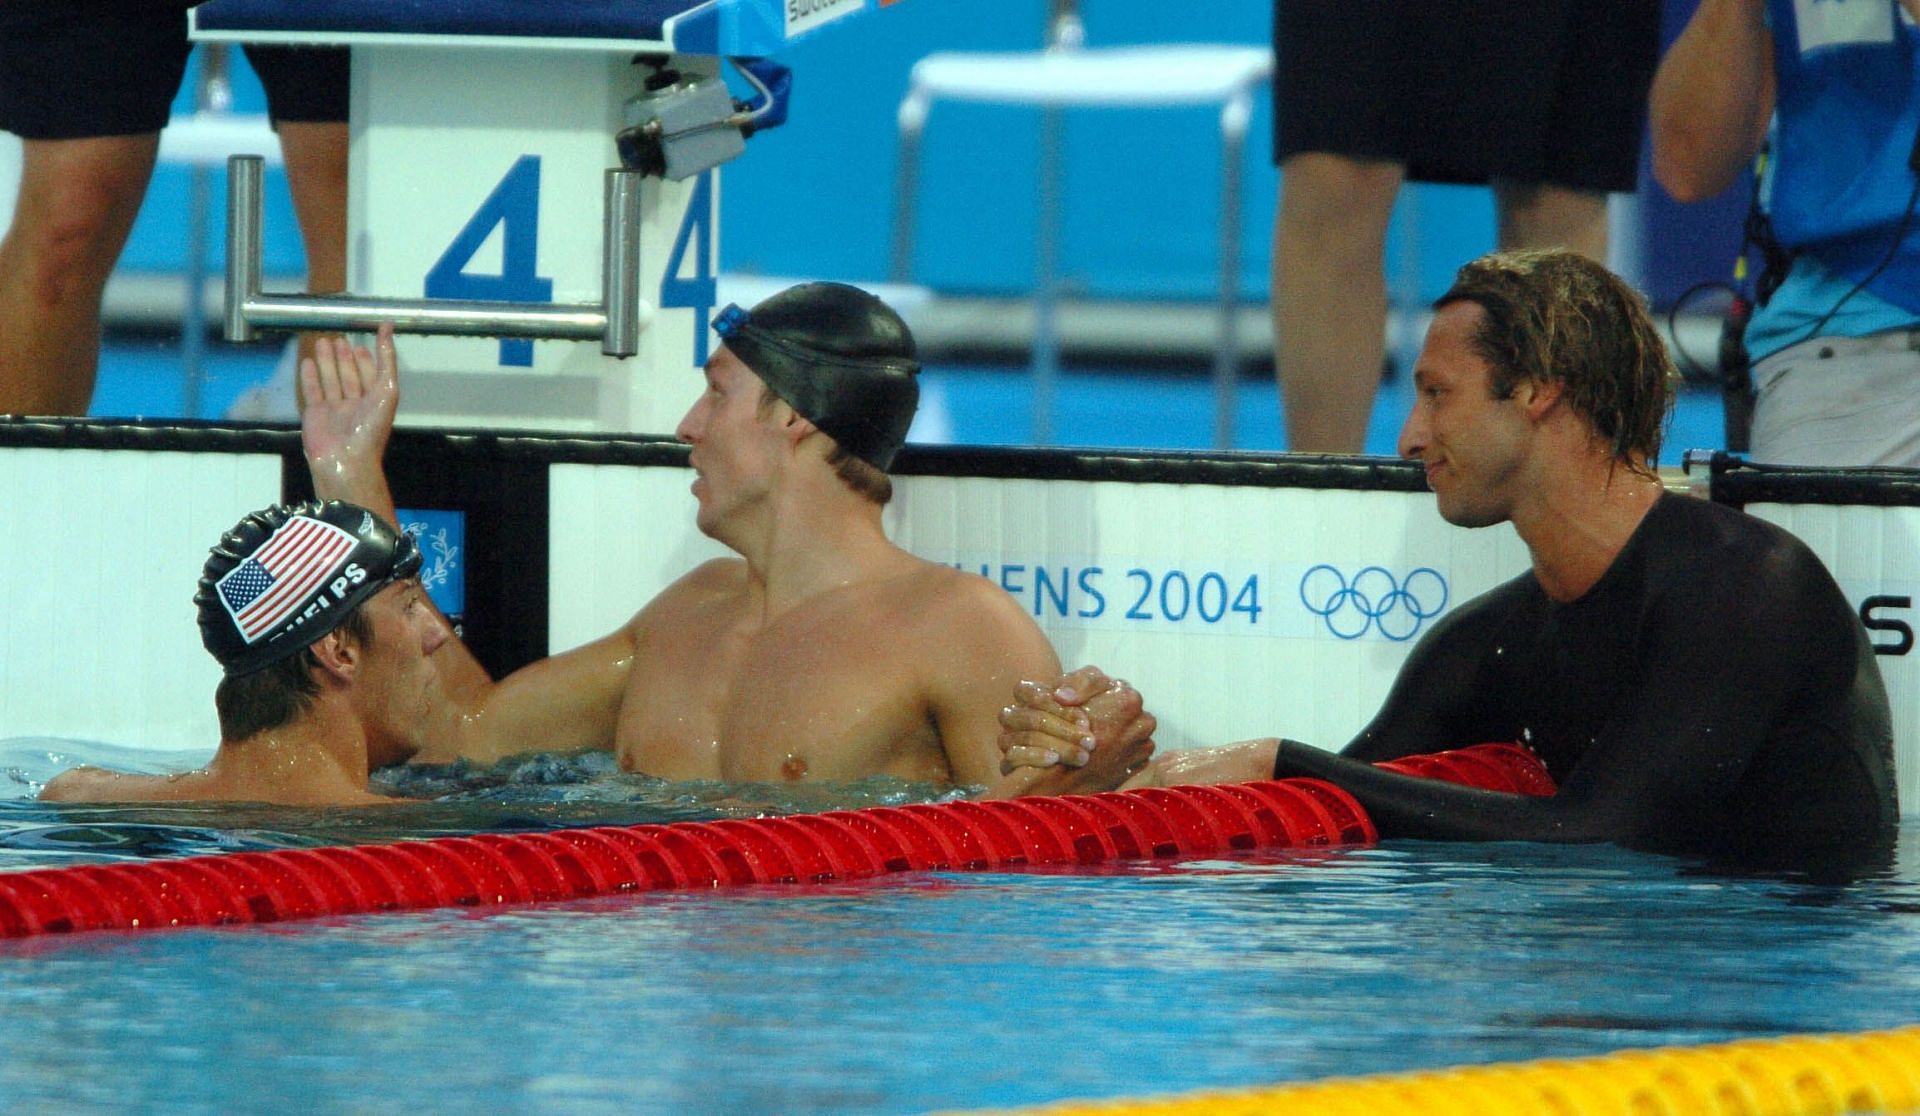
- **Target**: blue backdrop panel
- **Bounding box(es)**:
[119,0,1735,310]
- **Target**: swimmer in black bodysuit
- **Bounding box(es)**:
[999,249,1898,865]
[1266,491,1896,858]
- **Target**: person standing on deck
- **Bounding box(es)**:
[1000,249,1897,864]
[300,283,1153,796]
[0,5,349,415]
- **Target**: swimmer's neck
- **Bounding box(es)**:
[724,481,906,614]
[1513,451,1664,602]
[210,700,387,805]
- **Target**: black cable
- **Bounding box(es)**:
[1767,174,1920,354]
[1668,280,1740,386]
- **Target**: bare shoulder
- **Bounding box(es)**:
[893,559,1044,637]
[40,766,202,803]
[661,557,749,601]
[38,766,107,802]
[633,557,748,626]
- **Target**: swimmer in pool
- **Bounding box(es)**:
[299,282,1152,795]
[41,500,449,805]
[1001,249,1898,862]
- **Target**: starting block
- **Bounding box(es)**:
[192,0,886,433]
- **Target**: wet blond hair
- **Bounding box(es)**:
[1436,248,1676,473]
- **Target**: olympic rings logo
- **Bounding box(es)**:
[1298,565,1449,642]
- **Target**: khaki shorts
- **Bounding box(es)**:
[1750,329,1920,467]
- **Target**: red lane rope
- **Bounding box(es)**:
[0,743,1551,938]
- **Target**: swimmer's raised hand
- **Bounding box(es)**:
[300,323,401,518]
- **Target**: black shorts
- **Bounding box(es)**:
[1273,0,1660,192]
[0,2,348,141]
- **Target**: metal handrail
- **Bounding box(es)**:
[224,155,644,356]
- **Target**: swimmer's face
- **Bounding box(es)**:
[1398,302,1534,528]
[350,578,451,767]
[677,346,789,539]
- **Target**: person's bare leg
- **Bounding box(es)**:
[0,134,160,415]
[1274,152,1404,454]
[276,120,348,384]
[1491,180,1609,260]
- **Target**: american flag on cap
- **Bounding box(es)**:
[215,515,359,643]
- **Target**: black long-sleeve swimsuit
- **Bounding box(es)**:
[1272,494,1899,861]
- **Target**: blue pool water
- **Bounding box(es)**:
[2,743,1917,1113]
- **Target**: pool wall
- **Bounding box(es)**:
[2,419,1914,816]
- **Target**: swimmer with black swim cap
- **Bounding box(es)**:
[711,280,920,472]
[41,499,449,806]
[289,287,1141,796]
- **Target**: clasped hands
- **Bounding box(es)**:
[996,665,1158,790]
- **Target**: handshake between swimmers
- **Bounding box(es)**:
[44,253,1897,870]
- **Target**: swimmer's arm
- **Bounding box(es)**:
[927,579,1065,794]
[1117,739,1280,790]
[39,767,249,804]
[921,578,1139,797]
[1649,0,1774,203]
[1279,569,1816,844]
[1337,586,1517,764]
[419,617,641,766]
[293,324,548,764]
[300,324,401,524]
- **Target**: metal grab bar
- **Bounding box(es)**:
[224,155,644,356]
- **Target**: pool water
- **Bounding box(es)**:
[3,743,1917,1113]
[0,740,972,867]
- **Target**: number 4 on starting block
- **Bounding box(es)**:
[427,158,716,370]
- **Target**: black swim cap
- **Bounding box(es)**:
[195,501,423,677]
[712,282,920,470]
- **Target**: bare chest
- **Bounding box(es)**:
[614,602,944,783]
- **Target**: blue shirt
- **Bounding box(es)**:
[1748,0,1920,360]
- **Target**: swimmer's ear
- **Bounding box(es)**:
[778,407,819,446]
[308,629,359,682]
[1515,377,1564,421]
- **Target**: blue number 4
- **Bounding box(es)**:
[425,156,554,367]
[662,171,716,366]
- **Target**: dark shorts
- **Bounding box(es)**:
[0,2,348,140]
[1273,0,1661,191]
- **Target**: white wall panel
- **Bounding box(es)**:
[547,463,729,652]
[0,448,280,754]
[889,475,1529,752]
[11,440,1914,822]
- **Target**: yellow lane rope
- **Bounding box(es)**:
[982,1025,1920,1116]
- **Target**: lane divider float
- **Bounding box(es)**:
[0,743,1549,939]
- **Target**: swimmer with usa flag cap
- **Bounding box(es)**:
[294,284,1152,795]
[42,500,451,805]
